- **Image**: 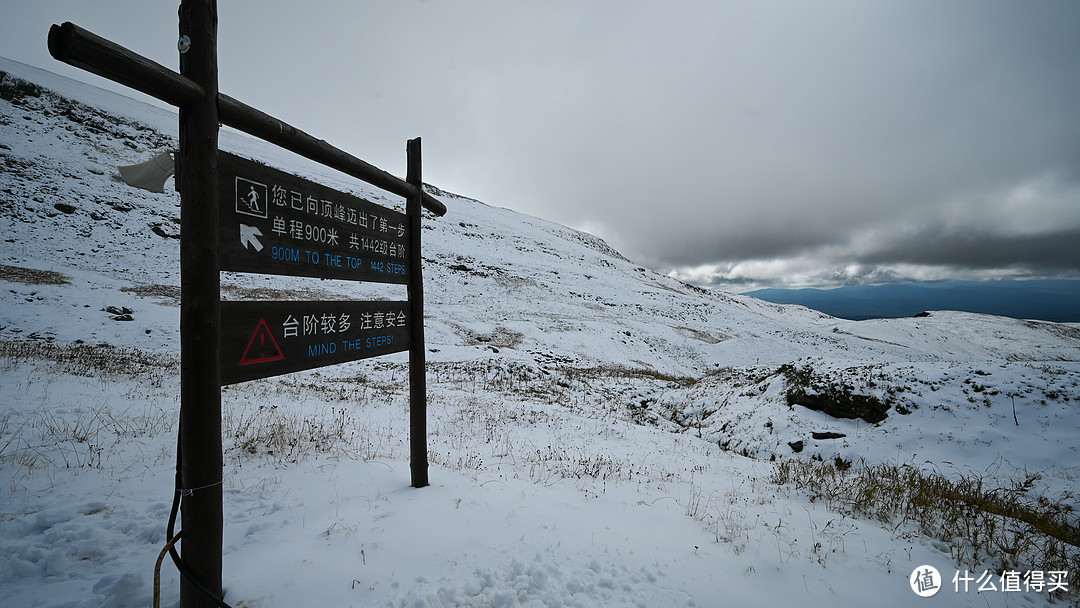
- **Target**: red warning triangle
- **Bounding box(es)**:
[239,318,285,365]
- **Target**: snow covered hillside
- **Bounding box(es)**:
[2,56,1079,607]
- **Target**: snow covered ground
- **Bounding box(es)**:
[2,57,1079,607]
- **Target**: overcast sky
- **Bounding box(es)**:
[3,1,1078,291]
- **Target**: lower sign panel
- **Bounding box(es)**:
[220,300,410,385]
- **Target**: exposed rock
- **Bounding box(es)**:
[812,431,846,440]
[150,224,179,239]
[0,71,44,101]
[793,392,889,424]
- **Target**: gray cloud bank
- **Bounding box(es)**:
[397,0,1080,291]
[577,1,1080,290]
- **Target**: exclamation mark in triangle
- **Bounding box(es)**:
[239,318,285,365]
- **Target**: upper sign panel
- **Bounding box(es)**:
[218,151,410,283]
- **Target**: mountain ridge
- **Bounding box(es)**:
[2,54,1078,371]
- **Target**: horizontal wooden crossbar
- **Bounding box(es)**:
[47,21,447,217]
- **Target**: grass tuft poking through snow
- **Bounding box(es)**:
[772,458,1080,597]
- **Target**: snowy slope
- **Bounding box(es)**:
[2,57,1079,607]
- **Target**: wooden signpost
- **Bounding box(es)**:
[48,4,444,607]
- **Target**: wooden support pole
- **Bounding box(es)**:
[406,137,429,489]
[177,2,222,608]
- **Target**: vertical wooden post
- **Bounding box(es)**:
[406,137,429,488]
[178,2,222,607]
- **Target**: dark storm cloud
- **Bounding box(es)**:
[863,229,1080,271]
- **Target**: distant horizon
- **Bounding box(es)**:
[737,276,1080,292]
[742,278,1080,323]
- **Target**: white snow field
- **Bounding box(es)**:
[2,57,1078,607]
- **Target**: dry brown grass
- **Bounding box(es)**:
[0,264,70,285]
[773,458,1080,598]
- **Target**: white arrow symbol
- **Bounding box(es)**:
[239,224,264,251]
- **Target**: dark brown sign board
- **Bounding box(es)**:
[220,300,410,385]
[218,151,410,284]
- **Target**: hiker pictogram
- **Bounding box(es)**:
[235,176,268,219]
